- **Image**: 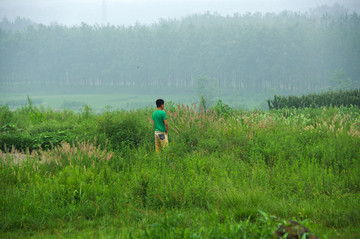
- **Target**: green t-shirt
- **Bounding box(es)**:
[152,110,167,132]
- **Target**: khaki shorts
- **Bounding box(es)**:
[155,131,168,152]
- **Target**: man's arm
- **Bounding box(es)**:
[164,119,168,135]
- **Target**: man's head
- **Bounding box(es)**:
[156,99,165,109]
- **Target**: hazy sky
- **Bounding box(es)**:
[0,0,359,26]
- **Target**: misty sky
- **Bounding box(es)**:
[0,0,359,26]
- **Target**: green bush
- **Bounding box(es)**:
[0,133,35,151]
[0,105,14,127]
[97,110,153,150]
[0,131,73,151]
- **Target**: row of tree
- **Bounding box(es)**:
[1,4,359,94]
[267,89,360,109]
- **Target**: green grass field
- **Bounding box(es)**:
[1,102,360,238]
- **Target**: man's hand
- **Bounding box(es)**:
[164,119,168,135]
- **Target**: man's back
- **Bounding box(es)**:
[152,110,167,133]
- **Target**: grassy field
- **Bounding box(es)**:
[1,102,360,238]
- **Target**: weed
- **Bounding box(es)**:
[0,103,359,238]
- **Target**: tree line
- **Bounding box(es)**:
[1,4,359,94]
[267,89,360,109]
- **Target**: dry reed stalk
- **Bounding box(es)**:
[39,140,113,167]
[348,122,360,138]
[0,147,32,165]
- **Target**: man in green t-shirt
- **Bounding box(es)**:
[152,99,168,152]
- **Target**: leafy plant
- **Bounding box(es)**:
[268,89,360,109]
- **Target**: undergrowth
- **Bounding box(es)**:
[0,102,360,238]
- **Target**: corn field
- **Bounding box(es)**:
[267,89,360,109]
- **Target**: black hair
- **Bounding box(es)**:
[156,99,164,107]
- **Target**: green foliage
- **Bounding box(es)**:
[195,75,218,109]
[96,109,153,151]
[0,131,72,151]
[4,8,360,95]
[81,104,93,119]
[0,105,14,126]
[212,99,234,117]
[1,104,360,238]
[0,133,34,151]
[200,95,208,112]
[268,89,360,109]
[0,100,154,152]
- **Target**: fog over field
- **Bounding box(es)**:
[0,0,359,110]
[1,1,360,238]
[0,0,359,25]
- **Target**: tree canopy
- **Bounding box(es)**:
[1,5,359,95]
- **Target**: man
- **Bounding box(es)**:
[152,99,168,152]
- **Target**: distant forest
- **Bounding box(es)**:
[1,4,359,94]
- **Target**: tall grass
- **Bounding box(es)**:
[0,103,359,238]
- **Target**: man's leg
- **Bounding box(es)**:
[160,134,169,149]
[155,134,161,152]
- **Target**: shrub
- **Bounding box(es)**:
[0,133,35,151]
[97,110,152,150]
[0,105,14,127]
